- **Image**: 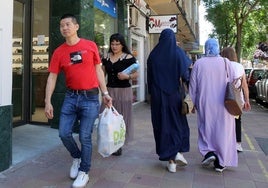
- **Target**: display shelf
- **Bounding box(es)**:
[12,37,49,69]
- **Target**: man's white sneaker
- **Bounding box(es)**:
[70,158,81,179]
[167,161,176,173]
[175,152,188,166]
[237,143,243,152]
[72,171,89,188]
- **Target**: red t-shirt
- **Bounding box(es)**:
[48,38,101,90]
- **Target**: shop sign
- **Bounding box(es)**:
[94,0,117,18]
[148,15,177,34]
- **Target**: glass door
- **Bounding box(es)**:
[31,0,49,123]
[12,0,26,124]
[130,34,145,103]
[12,0,49,125]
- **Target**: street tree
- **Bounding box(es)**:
[202,0,267,62]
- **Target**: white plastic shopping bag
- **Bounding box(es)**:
[97,107,126,157]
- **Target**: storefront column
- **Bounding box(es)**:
[0,106,12,171]
[0,0,13,172]
[117,0,128,38]
[49,0,95,129]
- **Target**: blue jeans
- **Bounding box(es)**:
[59,90,100,173]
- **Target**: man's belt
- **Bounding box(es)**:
[67,88,99,95]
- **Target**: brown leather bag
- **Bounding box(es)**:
[181,101,190,115]
[224,79,243,115]
[224,58,243,116]
[180,78,190,115]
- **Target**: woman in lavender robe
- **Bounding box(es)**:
[147,29,192,173]
[189,38,238,172]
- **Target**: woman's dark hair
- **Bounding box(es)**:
[108,33,132,54]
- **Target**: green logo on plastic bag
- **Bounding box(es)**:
[113,125,125,145]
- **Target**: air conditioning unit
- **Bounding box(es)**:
[130,7,139,27]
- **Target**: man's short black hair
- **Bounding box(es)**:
[60,13,78,24]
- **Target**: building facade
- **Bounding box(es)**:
[0,0,199,171]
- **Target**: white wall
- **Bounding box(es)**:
[0,1,13,106]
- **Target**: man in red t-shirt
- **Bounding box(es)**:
[44,14,112,188]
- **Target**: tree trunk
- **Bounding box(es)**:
[236,23,243,63]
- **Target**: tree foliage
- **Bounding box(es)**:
[202,0,268,63]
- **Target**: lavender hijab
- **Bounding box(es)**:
[147,29,191,94]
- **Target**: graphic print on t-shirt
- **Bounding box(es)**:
[70,51,82,64]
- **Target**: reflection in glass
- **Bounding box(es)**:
[94,8,116,58]
[131,38,140,103]
[12,1,24,122]
[31,0,49,122]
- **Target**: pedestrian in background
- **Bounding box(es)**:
[189,38,237,172]
[101,33,138,156]
[44,14,112,188]
[221,47,251,152]
[147,28,192,173]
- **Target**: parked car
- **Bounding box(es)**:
[248,68,267,98]
[255,69,268,103]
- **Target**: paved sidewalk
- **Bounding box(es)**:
[0,102,268,188]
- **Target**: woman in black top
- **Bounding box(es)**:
[102,33,138,155]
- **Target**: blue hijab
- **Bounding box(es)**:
[205,38,220,56]
[147,29,191,94]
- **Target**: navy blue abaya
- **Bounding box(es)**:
[147,29,191,161]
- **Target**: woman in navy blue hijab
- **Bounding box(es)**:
[147,28,192,173]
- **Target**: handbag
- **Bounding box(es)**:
[97,106,126,157]
[181,100,189,115]
[224,58,243,116]
[180,78,190,115]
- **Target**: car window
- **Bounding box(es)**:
[265,71,268,79]
[245,69,251,75]
[252,70,265,79]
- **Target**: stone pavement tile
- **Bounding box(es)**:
[192,183,224,188]
[129,173,162,187]
[223,170,252,180]
[100,169,134,183]
[255,181,268,188]
[224,177,256,188]
[124,148,156,160]
[124,183,154,188]
[90,178,125,188]
[132,159,165,178]
[194,165,219,175]
[160,177,193,188]
[251,172,268,183]
[109,159,140,173]
[193,173,224,187]
[1,102,268,188]
[248,164,265,174]
[163,170,194,182]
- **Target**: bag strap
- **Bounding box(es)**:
[224,58,242,90]
[224,58,229,78]
[179,77,187,99]
[111,106,120,116]
[233,77,243,90]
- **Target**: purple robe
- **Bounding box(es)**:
[189,56,238,167]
